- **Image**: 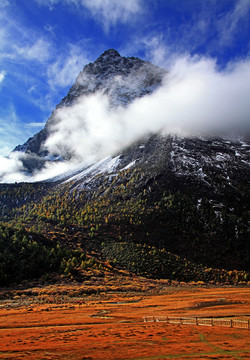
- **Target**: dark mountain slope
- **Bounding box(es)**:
[2,132,249,272]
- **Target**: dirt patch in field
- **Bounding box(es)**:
[188,298,244,310]
[0,287,249,359]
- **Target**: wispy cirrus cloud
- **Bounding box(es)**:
[15,38,51,63]
[124,0,250,69]
[0,106,27,155]
[79,0,143,30]
[0,71,6,84]
[35,0,144,30]
[0,0,10,8]
[129,35,175,68]
[0,4,52,67]
[217,0,250,47]
[47,45,89,89]
[35,0,60,10]
[25,122,46,128]
[0,2,90,120]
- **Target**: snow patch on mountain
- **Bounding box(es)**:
[120,160,138,171]
[62,155,121,184]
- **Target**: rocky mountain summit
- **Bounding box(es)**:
[14,49,166,163]
[62,48,166,107]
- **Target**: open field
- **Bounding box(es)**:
[0,286,249,359]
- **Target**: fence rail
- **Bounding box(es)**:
[143,316,250,329]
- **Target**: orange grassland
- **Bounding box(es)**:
[0,286,249,360]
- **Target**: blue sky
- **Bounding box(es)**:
[0,0,249,156]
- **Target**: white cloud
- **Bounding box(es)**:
[15,38,51,62]
[0,106,37,156]
[125,0,250,64]
[80,0,143,29]
[0,71,6,83]
[28,85,36,94]
[0,153,28,183]
[0,107,31,181]
[35,0,60,10]
[0,0,10,9]
[32,159,78,182]
[47,45,89,89]
[35,0,143,30]
[0,145,11,157]
[25,122,46,128]
[218,0,250,46]
[136,36,176,68]
[0,28,9,56]
[0,4,52,65]
[0,3,81,112]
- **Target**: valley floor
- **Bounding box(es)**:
[0,286,249,359]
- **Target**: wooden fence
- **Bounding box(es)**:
[143,316,250,329]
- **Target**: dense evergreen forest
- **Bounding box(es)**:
[0,164,249,286]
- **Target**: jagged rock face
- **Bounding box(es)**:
[14,49,167,159]
[62,49,166,107]
[14,128,48,155]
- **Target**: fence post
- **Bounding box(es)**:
[230,319,233,328]
[196,317,198,325]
